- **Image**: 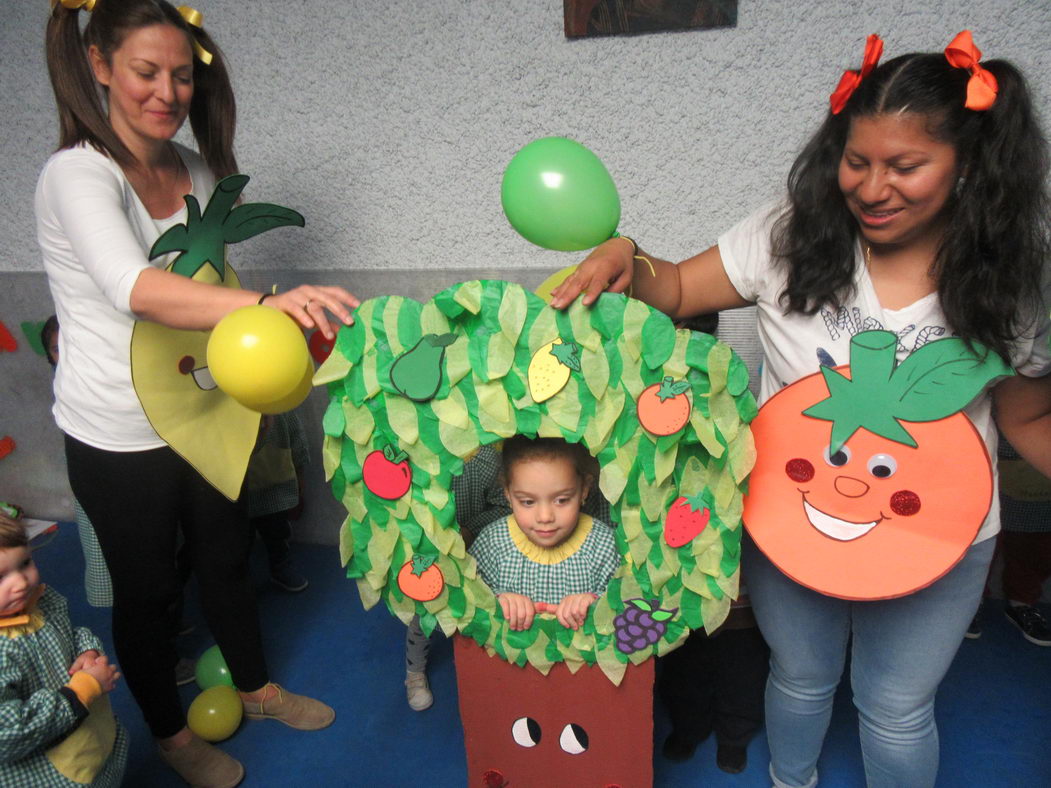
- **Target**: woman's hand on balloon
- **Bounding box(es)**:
[549,237,635,310]
[265,285,359,339]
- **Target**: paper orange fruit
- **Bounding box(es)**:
[637,376,691,436]
[744,330,1010,600]
[397,554,445,601]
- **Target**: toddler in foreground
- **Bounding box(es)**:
[0,514,127,786]
[469,436,620,631]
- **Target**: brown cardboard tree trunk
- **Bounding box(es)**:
[455,636,654,788]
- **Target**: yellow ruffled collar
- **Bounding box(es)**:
[0,585,46,639]
[507,515,593,565]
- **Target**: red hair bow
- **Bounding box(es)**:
[944,30,998,110]
[830,34,884,115]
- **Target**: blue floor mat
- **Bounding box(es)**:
[31,523,1051,787]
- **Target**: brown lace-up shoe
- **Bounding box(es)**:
[241,683,335,730]
[158,733,244,788]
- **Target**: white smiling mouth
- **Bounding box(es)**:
[803,498,881,541]
[191,366,218,391]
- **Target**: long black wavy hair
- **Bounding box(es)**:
[771,48,1049,363]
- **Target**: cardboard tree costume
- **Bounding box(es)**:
[130,175,304,500]
[744,330,1012,600]
[319,280,757,786]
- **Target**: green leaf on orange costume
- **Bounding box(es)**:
[803,330,1013,454]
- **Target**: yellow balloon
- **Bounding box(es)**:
[207,306,310,412]
[256,355,314,415]
[187,685,243,742]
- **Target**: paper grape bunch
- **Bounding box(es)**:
[319,280,756,683]
[614,599,676,654]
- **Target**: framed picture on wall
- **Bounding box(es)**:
[564,0,737,38]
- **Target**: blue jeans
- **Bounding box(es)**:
[744,535,994,788]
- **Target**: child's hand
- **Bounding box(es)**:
[68,650,100,676]
[555,593,598,630]
[498,593,536,631]
[81,655,121,693]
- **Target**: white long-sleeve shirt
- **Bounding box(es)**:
[35,142,215,450]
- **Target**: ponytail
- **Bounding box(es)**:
[44,0,238,176]
[46,2,136,167]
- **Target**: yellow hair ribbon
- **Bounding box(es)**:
[58,0,97,11]
[176,6,213,66]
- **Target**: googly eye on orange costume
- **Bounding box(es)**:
[744,329,1012,600]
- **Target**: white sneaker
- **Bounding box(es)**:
[405,670,433,711]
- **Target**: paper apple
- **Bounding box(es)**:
[362,446,412,499]
[744,330,1012,600]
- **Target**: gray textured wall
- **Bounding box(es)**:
[2,1,1050,543]
[4,2,1049,274]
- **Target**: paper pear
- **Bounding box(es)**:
[390,333,456,401]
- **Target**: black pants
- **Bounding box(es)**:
[65,435,268,738]
[251,510,292,570]
[658,622,769,748]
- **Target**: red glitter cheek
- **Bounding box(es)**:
[890,490,921,516]
[785,458,815,482]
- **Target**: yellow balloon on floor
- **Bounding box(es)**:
[207,305,310,412]
[187,685,243,742]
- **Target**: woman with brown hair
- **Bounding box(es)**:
[38,2,358,785]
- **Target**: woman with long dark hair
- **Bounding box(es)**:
[551,32,1051,787]
[38,2,358,785]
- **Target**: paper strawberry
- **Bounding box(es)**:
[664,492,711,547]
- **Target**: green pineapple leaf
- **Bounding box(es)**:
[149,173,304,280]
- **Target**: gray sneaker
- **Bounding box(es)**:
[405,670,433,711]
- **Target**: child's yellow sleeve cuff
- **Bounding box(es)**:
[66,671,103,708]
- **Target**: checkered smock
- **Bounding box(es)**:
[468,514,620,605]
[244,410,310,519]
[72,500,112,608]
[0,587,127,787]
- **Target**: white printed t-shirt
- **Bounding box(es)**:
[718,204,1051,544]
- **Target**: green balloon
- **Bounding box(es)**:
[501,137,621,251]
[194,644,234,690]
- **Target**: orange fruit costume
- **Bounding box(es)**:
[744,330,1011,600]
